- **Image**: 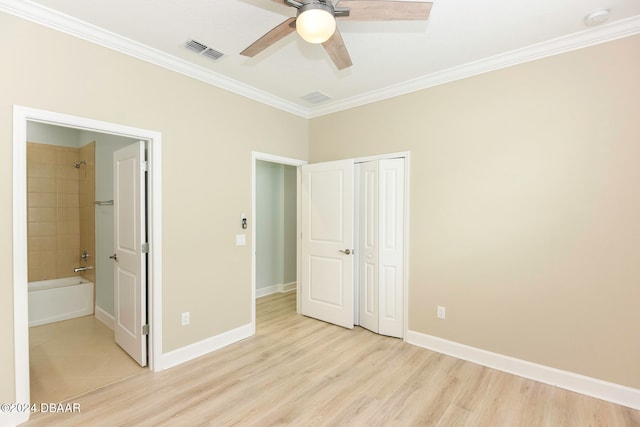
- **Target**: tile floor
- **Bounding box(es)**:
[29,315,146,404]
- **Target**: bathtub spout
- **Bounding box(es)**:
[73,266,94,273]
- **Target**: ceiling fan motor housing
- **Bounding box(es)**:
[286,0,350,16]
[298,1,334,15]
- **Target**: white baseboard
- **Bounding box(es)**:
[406,330,640,410]
[94,305,114,330]
[158,323,253,371]
[256,282,297,298]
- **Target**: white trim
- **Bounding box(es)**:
[406,330,640,410]
[281,281,297,293]
[1,1,639,118]
[308,15,640,117]
[256,282,297,298]
[160,323,253,371]
[251,152,307,335]
[95,305,115,330]
[0,0,307,118]
[11,104,29,427]
[354,151,411,164]
[402,154,411,339]
[11,106,164,426]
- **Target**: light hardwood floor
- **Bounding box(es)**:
[25,291,639,426]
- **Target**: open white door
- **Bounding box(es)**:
[113,141,147,367]
[300,159,355,329]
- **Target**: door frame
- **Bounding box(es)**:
[251,152,307,332]
[12,106,163,417]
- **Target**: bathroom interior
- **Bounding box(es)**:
[26,122,145,403]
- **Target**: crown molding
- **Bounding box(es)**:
[0,0,311,118]
[309,14,640,117]
[2,0,639,119]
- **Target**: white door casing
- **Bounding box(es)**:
[114,141,147,366]
[300,159,355,329]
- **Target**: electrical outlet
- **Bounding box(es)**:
[437,306,446,319]
[181,311,190,326]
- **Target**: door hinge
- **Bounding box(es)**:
[141,242,149,253]
[142,324,149,335]
[141,161,149,172]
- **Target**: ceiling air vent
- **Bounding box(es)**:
[302,91,331,104]
[202,48,223,60]
[185,39,223,61]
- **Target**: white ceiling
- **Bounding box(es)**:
[4,0,640,117]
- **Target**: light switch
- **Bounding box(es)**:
[236,234,246,246]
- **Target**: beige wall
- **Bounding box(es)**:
[0,12,308,404]
[309,34,640,388]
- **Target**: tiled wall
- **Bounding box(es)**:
[27,142,95,282]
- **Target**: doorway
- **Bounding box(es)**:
[25,123,146,402]
[251,152,307,331]
[12,106,163,421]
[255,160,298,298]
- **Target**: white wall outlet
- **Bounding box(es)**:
[437,306,446,319]
[181,311,190,326]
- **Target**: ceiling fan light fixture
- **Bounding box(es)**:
[296,3,336,44]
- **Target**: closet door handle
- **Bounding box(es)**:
[339,249,352,255]
[109,253,118,262]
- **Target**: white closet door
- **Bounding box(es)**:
[358,161,379,333]
[378,158,404,338]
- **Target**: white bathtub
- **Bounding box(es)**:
[28,277,94,327]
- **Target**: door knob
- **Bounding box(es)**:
[109,253,118,261]
[339,249,352,255]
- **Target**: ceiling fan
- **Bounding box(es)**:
[240,0,433,70]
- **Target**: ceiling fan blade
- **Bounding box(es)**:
[336,0,433,21]
[240,17,297,57]
[322,28,352,70]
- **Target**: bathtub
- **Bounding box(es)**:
[28,277,94,327]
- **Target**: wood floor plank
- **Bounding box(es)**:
[23,291,640,426]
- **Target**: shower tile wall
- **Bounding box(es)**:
[27,142,95,282]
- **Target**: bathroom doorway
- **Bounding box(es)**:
[25,123,144,402]
[12,106,163,415]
